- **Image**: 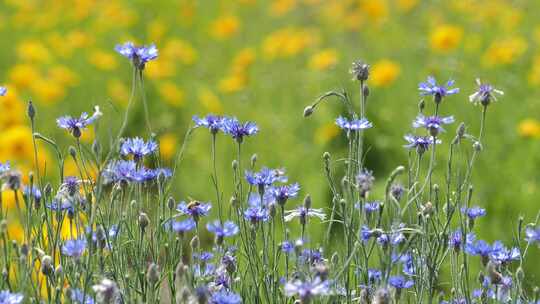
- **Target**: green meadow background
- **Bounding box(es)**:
[1,0,539,284]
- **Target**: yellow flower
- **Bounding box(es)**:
[145,59,176,79]
[262,27,318,60]
[314,123,339,145]
[148,20,167,42]
[219,73,248,94]
[396,0,419,12]
[361,0,388,23]
[16,40,52,63]
[0,87,25,130]
[9,64,41,89]
[482,37,527,67]
[430,25,463,52]
[107,79,130,107]
[309,49,338,71]
[232,48,256,71]
[80,126,95,144]
[210,15,240,40]
[528,54,540,86]
[88,50,118,71]
[30,78,66,105]
[158,82,185,107]
[163,39,198,65]
[0,126,34,161]
[48,65,79,87]
[1,191,23,212]
[270,0,297,16]
[7,220,24,243]
[198,87,223,114]
[518,119,540,139]
[370,59,401,87]
[159,133,177,160]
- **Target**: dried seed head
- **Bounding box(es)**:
[147,263,160,285]
[303,105,314,117]
[350,60,370,81]
[41,255,54,276]
[138,212,150,230]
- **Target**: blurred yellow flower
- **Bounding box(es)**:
[262,27,318,60]
[148,20,167,42]
[107,79,130,107]
[528,54,540,86]
[518,119,540,139]
[163,39,198,65]
[9,64,41,89]
[80,126,95,144]
[361,0,388,23]
[7,221,24,243]
[0,126,34,161]
[232,48,256,71]
[159,82,185,107]
[16,40,51,63]
[159,133,177,160]
[1,191,23,211]
[430,25,463,52]
[270,0,297,16]
[482,37,527,67]
[145,58,176,79]
[0,88,25,130]
[314,122,339,145]
[89,50,118,71]
[219,73,248,94]
[30,78,66,105]
[210,15,240,40]
[370,59,401,87]
[309,49,338,71]
[198,87,223,114]
[396,0,419,12]
[48,65,79,87]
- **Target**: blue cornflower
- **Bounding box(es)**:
[404,134,440,154]
[153,167,173,180]
[57,106,102,138]
[177,201,212,221]
[360,226,375,242]
[368,269,382,283]
[418,76,459,102]
[192,114,225,134]
[120,137,158,160]
[399,253,415,275]
[525,226,540,245]
[210,290,242,304]
[388,275,414,290]
[0,87,7,97]
[0,162,10,174]
[223,117,258,143]
[171,218,196,235]
[23,185,42,203]
[284,277,329,302]
[469,78,504,106]
[115,41,158,69]
[69,288,95,304]
[62,176,81,196]
[245,167,287,189]
[221,253,237,273]
[412,114,454,136]
[46,200,73,212]
[268,183,300,206]
[490,241,520,264]
[465,234,492,264]
[363,201,380,214]
[206,220,239,241]
[62,239,87,258]
[357,169,374,198]
[244,202,270,224]
[335,116,373,132]
[0,290,23,304]
[280,241,294,254]
[448,230,463,251]
[193,251,214,263]
[102,160,158,184]
[461,206,486,220]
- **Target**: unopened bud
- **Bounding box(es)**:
[138,213,150,230]
[303,105,314,117]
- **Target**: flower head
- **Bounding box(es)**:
[461,206,486,220]
[388,275,414,290]
[193,114,225,134]
[418,76,459,103]
[120,137,158,160]
[57,106,102,138]
[210,290,242,304]
[490,241,520,264]
[350,60,370,81]
[115,41,158,69]
[284,205,326,224]
[336,116,373,132]
[23,185,42,204]
[284,277,330,302]
[448,230,463,251]
[69,288,95,304]
[356,169,374,198]
[412,115,454,136]
[177,201,212,220]
[525,226,540,245]
[223,117,258,142]
[62,239,87,258]
[268,183,300,206]
[92,278,119,304]
[244,196,270,224]
[102,160,157,184]
[245,167,287,188]
[0,162,10,174]
[404,134,440,154]
[0,87,7,97]
[207,220,239,238]
[0,290,23,304]
[363,201,380,214]
[171,218,196,235]
[469,78,503,106]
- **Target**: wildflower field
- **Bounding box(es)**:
[1,0,540,303]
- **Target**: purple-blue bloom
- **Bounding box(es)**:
[244,198,270,224]
[245,167,287,188]
[192,114,225,134]
[57,106,102,138]
[62,239,87,258]
[171,218,196,235]
[404,134,440,154]
[268,183,300,206]
[23,185,42,203]
[335,116,373,131]
[177,201,212,220]
[223,117,258,142]
[46,200,73,212]
[412,115,454,136]
[284,277,329,301]
[206,220,239,238]
[0,87,7,96]
[115,42,158,69]
[469,78,504,106]
[448,230,463,251]
[0,161,10,174]
[418,76,459,102]
[490,241,520,264]
[210,290,242,304]
[69,288,95,304]
[461,206,486,220]
[280,241,294,254]
[525,226,540,245]
[363,201,380,213]
[388,275,414,289]
[120,137,158,160]
[0,290,23,304]
[103,160,165,184]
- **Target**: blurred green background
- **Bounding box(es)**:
[1,0,539,282]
